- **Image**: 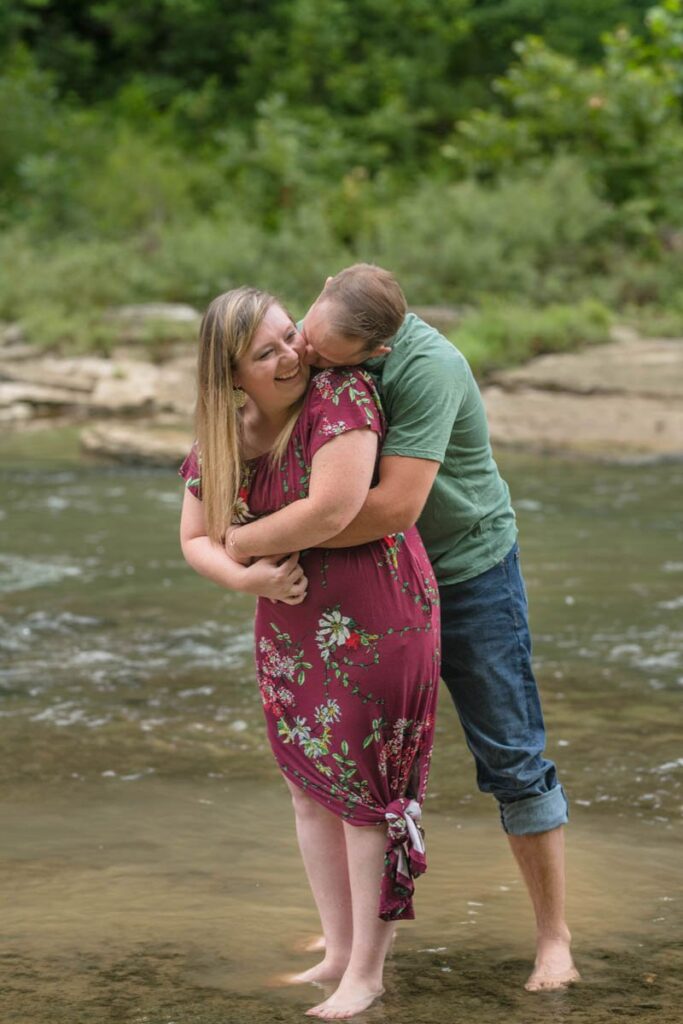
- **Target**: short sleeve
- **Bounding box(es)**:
[307,369,385,460]
[382,346,465,463]
[179,443,202,499]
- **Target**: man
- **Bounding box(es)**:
[300,263,579,992]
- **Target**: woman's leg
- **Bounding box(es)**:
[282,779,353,983]
[307,821,394,1019]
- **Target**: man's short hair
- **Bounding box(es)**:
[321,264,407,349]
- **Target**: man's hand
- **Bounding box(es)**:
[243,553,308,604]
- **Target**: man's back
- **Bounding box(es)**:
[366,313,516,584]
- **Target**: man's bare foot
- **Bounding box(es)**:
[525,935,580,992]
[274,959,348,986]
[306,978,385,1019]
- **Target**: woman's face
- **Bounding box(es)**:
[233,303,309,414]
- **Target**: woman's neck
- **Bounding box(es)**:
[240,402,292,459]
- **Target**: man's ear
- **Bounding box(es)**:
[325,276,333,286]
[370,345,392,358]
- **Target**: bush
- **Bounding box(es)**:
[447,7,683,222]
[452,299,613,377]
[360,158,611,304]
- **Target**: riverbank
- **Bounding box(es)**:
[1,310,681,463]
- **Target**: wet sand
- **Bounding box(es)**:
[2,779,682,1024]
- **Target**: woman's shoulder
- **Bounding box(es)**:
[309,367,381,405]
[302,366,385,441]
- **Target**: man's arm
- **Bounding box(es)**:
[320,454,440,548]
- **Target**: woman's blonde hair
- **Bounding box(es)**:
[194,286,301,543]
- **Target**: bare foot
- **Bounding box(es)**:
[298,933,395,955]
[525,936,581,992]
[306,979,385,1019]
[296,935,326,954]
[274,959,348,987]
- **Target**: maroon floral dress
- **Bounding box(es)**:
[180,369,440,920]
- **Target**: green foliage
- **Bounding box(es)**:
[362,159,612,304]
[0,1,682,358]
[449,2,683,220]
[453,300,614,376]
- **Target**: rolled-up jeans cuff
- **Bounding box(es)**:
[500,785,569,836]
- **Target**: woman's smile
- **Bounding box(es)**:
[275,363,303,382]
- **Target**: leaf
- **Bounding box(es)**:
[362,734,374,749]
[341,740,349,756]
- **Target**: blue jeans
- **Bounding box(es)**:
[439,542,568,836]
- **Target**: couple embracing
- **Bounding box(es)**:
[179,264,579,1019]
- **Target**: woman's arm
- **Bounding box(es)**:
[180,489,308,603]
[226,428,378,561]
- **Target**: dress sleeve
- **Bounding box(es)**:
[178,444,202,499]
[307,369,386,461]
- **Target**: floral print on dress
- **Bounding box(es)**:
[180,367,440,921]
[178,445,256,523]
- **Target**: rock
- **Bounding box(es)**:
[80,422,192,465]
[0,356,115,393]
[410,305,465,335]
[489,338,683,400]
[109,303,201,325]
[154,355,197,417]
[90,361,160,414]
[484,385,683,460]
[0,381,94,416]
[0,401,32,423]
[1,323,25,346]
[609,324,640,345]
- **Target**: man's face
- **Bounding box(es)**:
[301,298,383,368]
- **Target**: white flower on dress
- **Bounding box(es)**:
[318,609,352,645]
[314,699,342,725]
[282,715,309,744]
[320,419,348,437]
[258,637,296,682]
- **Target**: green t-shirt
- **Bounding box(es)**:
[364,313,517,586]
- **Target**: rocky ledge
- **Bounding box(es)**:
[484,328,683,461]
[1,313,681,464]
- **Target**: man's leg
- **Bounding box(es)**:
[439,543,578,991]
[508,828,579,990]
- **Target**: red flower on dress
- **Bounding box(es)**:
[346,631,361,649]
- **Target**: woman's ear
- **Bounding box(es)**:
[370,344,392,359]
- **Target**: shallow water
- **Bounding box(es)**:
[1,430,681,1023]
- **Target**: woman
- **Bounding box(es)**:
[179,287,439,1020]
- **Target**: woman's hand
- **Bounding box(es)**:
[243,553,309,605]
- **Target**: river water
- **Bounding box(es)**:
[1,428,681,1024]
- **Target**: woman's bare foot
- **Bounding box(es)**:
[275,958,348,986]
[525,935,580,992]
[305,976,385,1019]
[295,935,327,954]
[296,931,397,957]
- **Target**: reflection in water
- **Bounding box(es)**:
[0,437,681,1022]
